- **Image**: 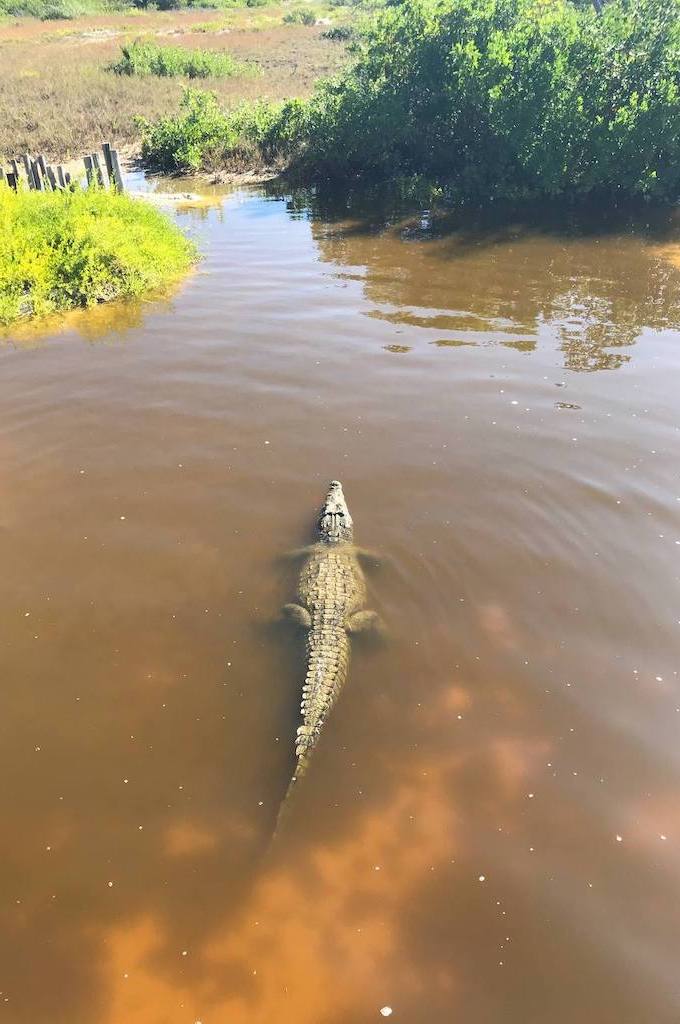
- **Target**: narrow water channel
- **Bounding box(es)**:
[1,184,679,1024]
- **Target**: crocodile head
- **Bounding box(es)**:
[317,480,353,544]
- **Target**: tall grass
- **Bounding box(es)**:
[110,39,253,77]
[0,5,352,159]
[0,184,196,325]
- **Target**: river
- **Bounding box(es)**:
[1,182,679,1024]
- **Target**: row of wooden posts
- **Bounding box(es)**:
[0,143,125,193]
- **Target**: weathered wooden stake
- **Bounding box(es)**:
[45,165,58,190]
[36,154,49,186]
[31,159,44,191]
[91,152,108,188]
[10,158,19,178]
[109,147,125,192]
[64,171,72,186]
[56,165,66,188]
[84,154,95,187]
[102,142,114,181]
[6,171,18,190]
[22,153,36,189]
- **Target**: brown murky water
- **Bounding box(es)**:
[1,184,680,1024]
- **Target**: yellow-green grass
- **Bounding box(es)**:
[0,184,197,325]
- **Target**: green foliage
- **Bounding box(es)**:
[0,0,272,15]
[0,0,105,18]
[283,0,680,200]
[138,87,281,170]
[110,39,252,77]
[146,0,680,201]
[138,0,680,202]
[0,184,196,325]
[283,6,317,23]
[321,23,354,38]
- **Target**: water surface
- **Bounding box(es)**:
[1,186,680,1024]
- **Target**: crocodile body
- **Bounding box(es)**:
[278,481,379,824]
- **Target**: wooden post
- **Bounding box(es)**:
[91,151,108,188]
[102,142,114,183]
[45,165,58,190]
[36,154,49,184]
[84,154,95,187]
[56,165,66,188]
[109,148,125,192]
[31,159,44,191]
[0,168,4,185]
[10,158,19,178]
[22,153,36,189]
[6,171,18,190]
[64,171,72,187]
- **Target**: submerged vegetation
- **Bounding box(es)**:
[139,0,680,202]
[111,39,253,77]
[0,185,196,325]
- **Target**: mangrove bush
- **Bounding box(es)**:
[139,0,680,202]
[0,185,196,325]
[138,88,281,170]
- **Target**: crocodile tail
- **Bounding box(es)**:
[273,751,310,839]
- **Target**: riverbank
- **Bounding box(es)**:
[0,184,197,325]
[136,0,680,204]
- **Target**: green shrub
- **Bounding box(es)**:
[138,87,283,170]
[0,184,196,325]
[137,0,680,202]
[286,0,680,200]
[0,0,100,17]
[111,39,253,78]
[321,23,353,38]
[283,6,316,23]
[0,0,271,14]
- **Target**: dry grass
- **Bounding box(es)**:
[0,5,352,160]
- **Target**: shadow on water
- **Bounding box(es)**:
[266,183,680,372]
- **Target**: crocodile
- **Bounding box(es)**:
[278,480,381,828]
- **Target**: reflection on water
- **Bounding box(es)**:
[1,288,181,347]
[299,195,680,372]
[0,187,679,1024]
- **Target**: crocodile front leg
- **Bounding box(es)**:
[282,603,311,628]
[347,609,383,633]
